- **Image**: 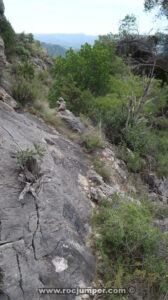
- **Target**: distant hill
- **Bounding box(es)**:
[34,33,98,50]
[40,42,67,57]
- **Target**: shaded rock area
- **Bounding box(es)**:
[0,0,4,19]
[30,56,54,71]
[0,102,95,300]
[0,37,6,70]
[0,87,18,109]
[57,98,85,133]
[147,172,168,203]
[58,110,85,134]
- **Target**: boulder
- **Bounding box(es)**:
[58,109,85,133]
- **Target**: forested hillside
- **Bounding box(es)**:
[48,15,168,179]
[40,42,67,57]
[34,33,98,49]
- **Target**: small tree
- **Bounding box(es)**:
[119,14,139,37]
[144,0,168,18]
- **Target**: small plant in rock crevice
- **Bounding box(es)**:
[15,143,45,170]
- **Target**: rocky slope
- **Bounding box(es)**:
[0,100,96,300]
[0,25,96,299]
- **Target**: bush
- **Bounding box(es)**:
[156,153,168,178]
[85,134,103,151]
[48,74,95,116]
[122,121,149,153]
[12,78,37,106]
[16,32,34,45]
[92,196,168,298]
[119,147,145,173]
[15,43,30,60]
[0,17,16,57]
[92,155,111,183]
[126,152,145,173]
[38,70,49,83]
[16,143,45,170]
[103,109,126,144]
[22,61,35,80]
[11,62,35,80]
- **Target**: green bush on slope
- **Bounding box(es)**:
[0,16,16,57]
[12,78,37,107]
[92,196,168,299]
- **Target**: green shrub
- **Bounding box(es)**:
[126,152,145,173]
[122,122,149,153]
[119,148,145,173]
[11,62,35,80]
[85,134,103,151]
[0,16,16,57]
[16,143,45,170]
[103,109,126,144]
[16,148,34,169]
[156,153,168,178]
[16,32,34,45]
[38,70,49,83]
[15,43,30,60]
[11,63,23,76]
[22,61,35,80]
[92,155,111,183]
[12,78,37,106]
[92,196,168,298]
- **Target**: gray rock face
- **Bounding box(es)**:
[0,37,6,70]
[0,102,95,300]
[0,87,18,109]
[0,0,4,18]
[30,56,54,71]
[147,172,168,203]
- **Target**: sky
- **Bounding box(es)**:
[4,0,167,35]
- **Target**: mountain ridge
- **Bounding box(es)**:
[34,33,98,49]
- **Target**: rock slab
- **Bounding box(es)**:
[0,102,95,300]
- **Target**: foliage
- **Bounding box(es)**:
[16,32,34,44]
[48,73,94,115]
[119,14,138,37]
[119,147,145,173]
[15,43,30,60]
[48,35,168,177]
[92,155,111,183]
[84,134,103,152]
[12,62,35,80]
[144,0,168,17]
[0,16,16,57]
[50,42,114,97]
[92,196,168,298]
[12,78,37,107]
[38,70,49,83]
[16,143,45,170]
[34,143,46,158]
[16,148,34,169]
[41,42,66,57]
